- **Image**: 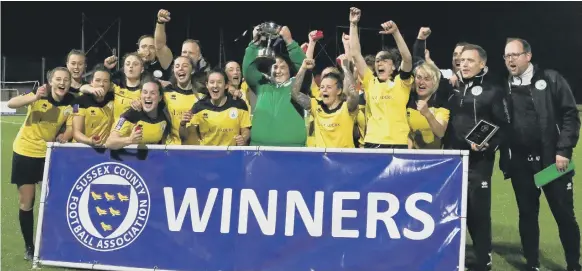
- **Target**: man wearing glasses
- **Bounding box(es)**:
[499,38,581,271]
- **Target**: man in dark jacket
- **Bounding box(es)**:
[499,38,581,271]
[445,44,509,271]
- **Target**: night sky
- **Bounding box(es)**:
[2,1,582,100]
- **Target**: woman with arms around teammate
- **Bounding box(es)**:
[83,53,144,121]
[7,67,76,260]
[71,66,115,146]
[292,58,359,148]
[406,62,450,149]
[180,69,251,146]
[105,80,171,150]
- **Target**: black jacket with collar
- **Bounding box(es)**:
[498,65,580,178]
[444,68,509,160]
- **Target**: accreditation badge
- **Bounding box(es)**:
[535,79,547,90]
[471,86,483,96]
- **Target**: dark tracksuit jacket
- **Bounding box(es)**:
[499,65,580,270]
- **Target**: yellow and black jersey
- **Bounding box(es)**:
[362,68,413,145]
[306,113,316,147]
[69,79,87,97]
[355,110,366,148]
[310,98,357,148]
[112,81,141,121]
[72,92,115,143]
[163,85,205,145]
[406,96,450,149]
[188,95,251,146]
[310,81,320,99]
[305,82,320,147]
[113,107,171,144]
[240,81,252,112]
[13,91,76,158]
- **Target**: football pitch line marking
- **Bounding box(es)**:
[0,120,22,125]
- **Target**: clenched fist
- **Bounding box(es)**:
[301,59,315,70]
[417,27,431,40]
[349,7,361,24]
[234,135,246,146]
[104,55,118,69]
[181,111,193,126]
[379,21,398,35]
[279,26,293,44]
[416,100,430,117]
[35,84,47,99]
[157,9,171,23]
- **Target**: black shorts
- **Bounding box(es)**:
[11,152,45,186]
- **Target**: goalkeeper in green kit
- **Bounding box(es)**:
[242,24,308,147]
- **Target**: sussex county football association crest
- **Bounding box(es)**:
[66,162,150,252]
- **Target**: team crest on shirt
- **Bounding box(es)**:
[202,113,208,119]
[535,79,547,90]
[90,110,96,116]
[170,94,177,100]
[229,109,238,119]
[66,162,150,252]
[471,86,483,96]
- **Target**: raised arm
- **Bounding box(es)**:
[339,56,359,112]
[413,27,430,64]
[291,59,314,110]
[242,26,265,91]
[154,9,174,70]
[280,26,306,71]
[380,21,412,73]
[7,86,44,109]
[348,7,370,80]
[305,33,316,60]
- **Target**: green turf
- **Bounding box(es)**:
[1,115,580,271]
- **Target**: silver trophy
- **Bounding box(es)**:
[256,21,282,60]
[253,22,283,82]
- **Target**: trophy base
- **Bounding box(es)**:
[254,49,277,76]
[257,48,276,60]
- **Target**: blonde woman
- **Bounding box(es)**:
[406,62,449,149]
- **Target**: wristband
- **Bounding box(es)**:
[157,20,165,25]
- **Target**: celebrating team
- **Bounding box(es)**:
[8,6,580,271]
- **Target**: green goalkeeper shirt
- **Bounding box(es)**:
[242,41,307,147]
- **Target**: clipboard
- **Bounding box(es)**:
[534,162,575,188]
[465,120,499,147]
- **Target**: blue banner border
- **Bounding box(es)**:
[33,143,470,271]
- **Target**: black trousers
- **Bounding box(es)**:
[466,154,494,270]
[510,152,581,269]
